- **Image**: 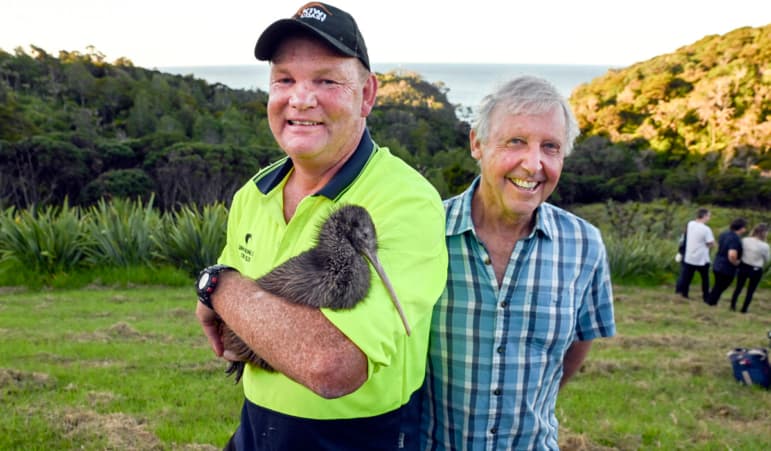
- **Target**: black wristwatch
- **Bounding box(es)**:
[196,264,235,309]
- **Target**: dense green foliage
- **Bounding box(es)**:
[562,25,770,206]
[0,198,226,287]
[2,26,770,210]
[0,46,473,210]
[1,199,767,290]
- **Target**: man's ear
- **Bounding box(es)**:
[469,129,483,161]
[360,73,377,117]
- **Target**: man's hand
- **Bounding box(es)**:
[196,301,224,357]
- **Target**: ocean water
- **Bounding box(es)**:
[161,63,612,116]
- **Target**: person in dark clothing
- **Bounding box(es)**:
[706,218,748,306]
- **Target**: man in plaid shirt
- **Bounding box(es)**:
[420,76,616,450]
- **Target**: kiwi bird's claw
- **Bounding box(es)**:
[225,361,246,384]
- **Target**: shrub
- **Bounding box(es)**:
[82,197,161,267]
[604,231,676,284]
[0,201,87,277]
[152,203,228,276]
[80,168,155,205]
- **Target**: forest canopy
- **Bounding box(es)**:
[1,25,769,210]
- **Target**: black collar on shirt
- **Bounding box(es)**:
[254,128,375,200]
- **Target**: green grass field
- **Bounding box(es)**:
[1,283,769,450]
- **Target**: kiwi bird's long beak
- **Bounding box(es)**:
[362,249,412,336]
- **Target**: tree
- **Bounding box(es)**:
[80,168,155,204]
[144,142,264,208]
[0,136,88,207]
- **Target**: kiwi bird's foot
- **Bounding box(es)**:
[225,361,246,384]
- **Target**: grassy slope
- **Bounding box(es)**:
[1,284,769,450]
[558,285,771,450]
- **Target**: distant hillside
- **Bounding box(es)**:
[570,25,769,162]
[556,25,770,207]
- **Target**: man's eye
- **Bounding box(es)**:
[272,78,292,85]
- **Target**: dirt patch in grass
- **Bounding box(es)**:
[71,321,151,343]
[169,307,193,318]
[86,390,120,407]
[0,286,27,295]
[611,334,709,350]
[59,408,164,450]
[580,359,645,377]
[699,401,771,438]
[559,429,622,450]
[106,321,144,339]
[56,407,221,451]
[174,445,219,451]
[0,368,54,393]
[109,294,130,303]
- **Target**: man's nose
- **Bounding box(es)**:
[521,145,543,175]
[289,82,317,109]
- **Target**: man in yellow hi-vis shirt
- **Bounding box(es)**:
[194,3,447,449]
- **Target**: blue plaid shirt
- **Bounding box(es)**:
[421,178,616,451]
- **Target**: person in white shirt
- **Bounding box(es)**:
[675,208,715,301]
[730,223,769,313]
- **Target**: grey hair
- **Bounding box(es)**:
[471,75,580,155]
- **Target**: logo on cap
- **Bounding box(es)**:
[295,3,332,22]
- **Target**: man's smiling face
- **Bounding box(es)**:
[471,105,566,222]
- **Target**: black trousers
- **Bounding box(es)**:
[708,271,736,305]
[676,262,710,300]
[223,388,422,451]
[730,263,764,312]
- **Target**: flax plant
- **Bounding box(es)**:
[152,203,228,276]
[0,201,87,276]
[603,231,676,283]
[82,197,161,267]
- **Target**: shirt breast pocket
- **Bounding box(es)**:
[524,286,577,356]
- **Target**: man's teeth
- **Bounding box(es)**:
[509,178,537,189]
[290,120,319,125]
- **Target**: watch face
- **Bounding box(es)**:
[198,272,211,290]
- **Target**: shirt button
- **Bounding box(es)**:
[493,388,502,396]
[500,301,508,308]
[484,256,491,265]
[490,427,497,434]
[496,346,504,354]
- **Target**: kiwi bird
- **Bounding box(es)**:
[220,204,410,383]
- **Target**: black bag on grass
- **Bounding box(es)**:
[726,348,770,389]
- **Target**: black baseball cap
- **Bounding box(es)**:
[254,2,370,70]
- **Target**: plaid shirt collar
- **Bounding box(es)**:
[446,175,556,241]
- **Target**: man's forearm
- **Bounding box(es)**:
[212,271,368,398]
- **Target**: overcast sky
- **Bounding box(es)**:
[2,0,768,68]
